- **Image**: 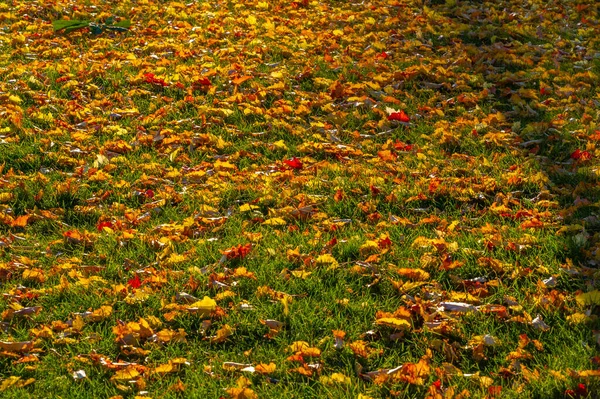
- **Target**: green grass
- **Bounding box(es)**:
[1,0,600,397]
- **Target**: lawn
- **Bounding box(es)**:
[1,0,600,398]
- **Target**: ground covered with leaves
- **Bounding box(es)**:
[1,0,600,397]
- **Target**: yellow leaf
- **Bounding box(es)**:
[154,363,177,374]
[0,376,21,392]
[22,268,46,283]
[226,387,257,399]
[112,367,140,381]
[578,370,600,377]
[332,29,344,37]
[239,204,259,212]
[72,315,85,331]
[375,317,411,330]
[447,291,479,304]
[280,295,291,316]
[90,306,113,322]
[209,324,234,343]
[255,362,276,375]
[237,376,252,388]
[169,148,180,163]
[187,296,217,315]
[166,253,186,265]
[0,376,35,391]
[576,290,600,306]
[263,217,286,226]
[299,347,321,357]
[315,254,339,269]
[246,15,257,25]
[215,290,236,301]
[291,270,312,279]
[359,240,379,256]
[567,312,590,324]
[214,160,236,171]
[395,268,430,281]
[0,192,14,203]
[0,341,34,353]
[289,341,310,352]
[320,372,351,385]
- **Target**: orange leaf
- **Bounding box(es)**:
[255,362,276,375]
[10,215,31,228]
[232,75,252,85]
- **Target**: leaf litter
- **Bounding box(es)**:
[0,0,600,397]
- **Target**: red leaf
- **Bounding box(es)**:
[194,77,211,86]
[128,274,142,289]
[571,149,592,161]
[284,157,303,170]
[222,243,252,260]
[97,221,114,232]
[378,236,392,249]
[393,140,413,151]
[376,51,389,59]
[388,110,410,122]
[144,73,169,87]
[488,386,502,397]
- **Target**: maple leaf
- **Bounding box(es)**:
[254,362,276,374]
[394,140,414,151]
[387,110,410,122]
[10,215,31,228]
[222,243,252,260]
[377,236,392,249]
[96,220,114,232]
[208,324,234,343]
[571,149,592,161]
[283,157,303,169]
[128,274,142,289]
[144,73,169,87]
[193,77,211,88]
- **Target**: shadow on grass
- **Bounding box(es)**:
[417,0,600,390]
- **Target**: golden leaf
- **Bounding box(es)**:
[315,254,339,269]
[576,290,600,306]
[255,362,276,375]
[375,317,411,330]
[111,367,140,381]
[186,296,217,315]
[262,217,287,226]
[71,315,85,332]
[225,387,257,399]
[0,341,34,353]
[209,324,234,343]
[232,76,253,85]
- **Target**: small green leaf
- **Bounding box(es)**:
[52,20,90,32]
[112,20,131,29]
